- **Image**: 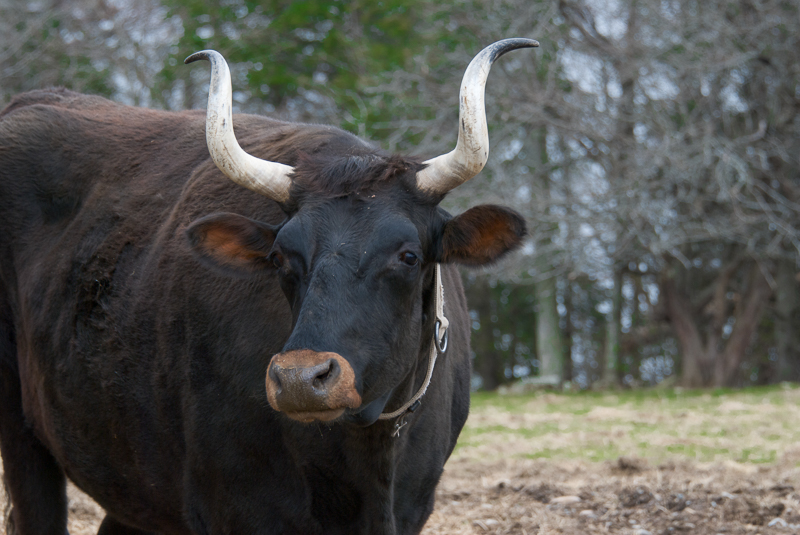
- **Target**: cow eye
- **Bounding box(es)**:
[270,252,284,269]
[399,251,419,267]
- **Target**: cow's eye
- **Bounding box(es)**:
[399,251,419,267]
[270,252,284,269]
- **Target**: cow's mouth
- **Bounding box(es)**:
[283,408,346,423]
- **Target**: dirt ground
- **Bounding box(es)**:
[3,387,800,534]
[1,456,799,534]
[423,455,800,534]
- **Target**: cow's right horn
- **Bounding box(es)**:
[186,50,293,203]
[416,38,539,196]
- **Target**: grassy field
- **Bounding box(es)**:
[454,383,800,466]
[421,383,800,534]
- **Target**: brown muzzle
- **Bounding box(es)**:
[265,350,362,423]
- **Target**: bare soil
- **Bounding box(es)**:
[3,387,800,534]
[422,455,800,534]
[2,455,798,534]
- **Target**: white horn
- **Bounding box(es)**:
[185,50,293,203]
[416,38,539,196]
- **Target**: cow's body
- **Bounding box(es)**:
[0,89,471,534]
[0,39,534,535]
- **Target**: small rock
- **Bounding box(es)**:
[472,519,499,531]
[768,517,788,527]
[579,509,597,519]
[633,529,653,535]
[550,495,582,504]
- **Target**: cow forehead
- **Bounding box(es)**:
[279,197,430,254]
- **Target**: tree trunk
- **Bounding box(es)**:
[662,275,711,387]
[535,269,563,385]
[602,269,622,385]
[775,259,799,381]
[712,264,772,386]
[528,126,564,387]
[563,278,574,384]
[468,278,506,390]
[663,261,773,388]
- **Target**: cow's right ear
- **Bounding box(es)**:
[436,204,526,266]
[186,213,281,276]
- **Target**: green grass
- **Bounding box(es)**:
[454,383,800,466]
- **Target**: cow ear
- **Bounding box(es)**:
[437,205,526,266]
[186,213,280,275]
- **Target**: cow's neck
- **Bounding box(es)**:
[279,415,400,534]
[342,424,400,533]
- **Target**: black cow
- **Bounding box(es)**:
[0,39,536,534]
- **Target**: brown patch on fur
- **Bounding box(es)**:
[266,350,361,421]
[441,205,527,265]
[185,213,278,273]
[202,226,265,261]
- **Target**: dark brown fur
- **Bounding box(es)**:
[0,89,524,535]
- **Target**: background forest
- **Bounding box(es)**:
[2,0,798,390]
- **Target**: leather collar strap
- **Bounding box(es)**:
[377,264,449,435]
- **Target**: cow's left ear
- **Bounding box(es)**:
[186,212,281,276]
[437,205,527,266]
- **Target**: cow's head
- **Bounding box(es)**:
[185,40,536,425]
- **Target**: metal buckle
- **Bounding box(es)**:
[435,320,448,353]
[391,400,422,438]
[392,414,409,437]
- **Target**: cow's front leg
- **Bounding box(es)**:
[0,357,68,535]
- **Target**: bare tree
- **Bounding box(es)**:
[386,0,799,387]
[0,0,179,106]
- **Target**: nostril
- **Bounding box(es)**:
[312,358,340,390]
[268,364,283,392]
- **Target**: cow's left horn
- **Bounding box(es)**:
[186,50,293,203]
[416,38,539,196]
